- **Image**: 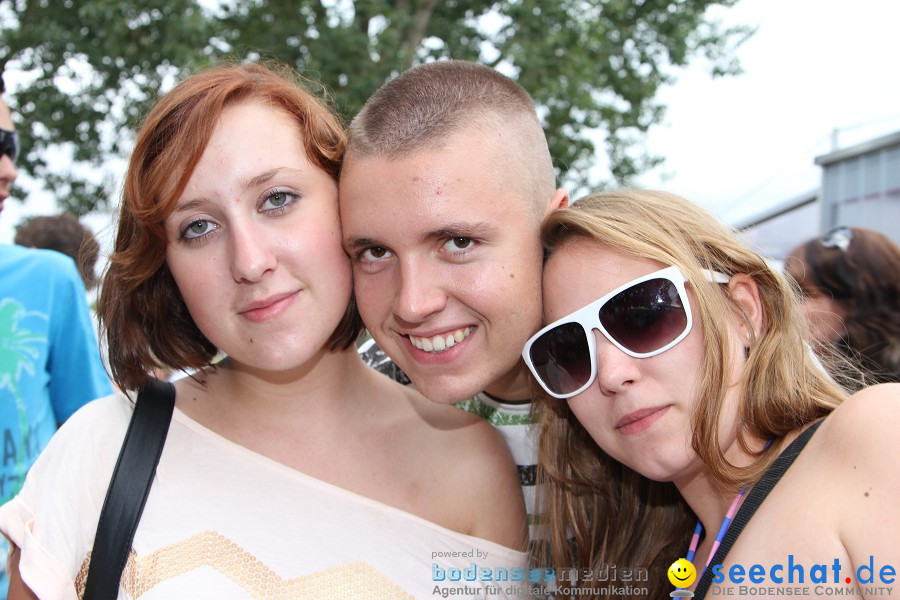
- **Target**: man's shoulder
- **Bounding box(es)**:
[0,246,87,320]
[0,244,81,280]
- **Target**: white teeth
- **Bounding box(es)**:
[409,327,473,353]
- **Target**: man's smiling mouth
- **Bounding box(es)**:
[408,327,473,352]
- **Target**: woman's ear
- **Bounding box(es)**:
[727,274,764,345]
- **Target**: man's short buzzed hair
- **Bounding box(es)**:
[348,60,535,156]
[346,60,557,213]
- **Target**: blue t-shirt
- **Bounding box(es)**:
[0,245,112,593]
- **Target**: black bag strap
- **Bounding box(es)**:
[83,378,176,600]
[693,419,824,600]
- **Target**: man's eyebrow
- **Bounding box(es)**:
[344,222,497,252]
[344,236,382,252]
[424,222,496,242]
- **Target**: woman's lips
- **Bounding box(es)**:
[239,291,299,323]
[616,405,670,436]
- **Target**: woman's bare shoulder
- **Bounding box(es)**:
[363,372,514,476]
[372,372,488,430]
[807,383,900,515]
[818,383,900,460]
[815,384,900,572]
[376,381,527,549]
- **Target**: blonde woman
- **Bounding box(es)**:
[523,190,899,600]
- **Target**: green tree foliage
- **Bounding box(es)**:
[0,0,752,216]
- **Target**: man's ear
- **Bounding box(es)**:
[544,188,569,214]
[727,274,764,344]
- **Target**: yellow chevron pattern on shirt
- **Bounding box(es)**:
[75,530,414,599]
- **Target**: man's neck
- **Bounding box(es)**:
[481,362,534,404]
[480,390,531,405]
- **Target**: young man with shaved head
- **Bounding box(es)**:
[340,60,568,547]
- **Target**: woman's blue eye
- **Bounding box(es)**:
[184,219,213,239]
[269,191,289,207]
[263,190,296,211]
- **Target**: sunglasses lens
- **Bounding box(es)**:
[600,278,687,354]
[0,130,18,162]
[528,322,592,396]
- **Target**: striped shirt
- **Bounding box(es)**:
[454,394,546,544]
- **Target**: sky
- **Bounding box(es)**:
[2,0,900,245]
[635,0,900,225]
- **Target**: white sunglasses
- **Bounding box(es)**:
[522,266,729,399]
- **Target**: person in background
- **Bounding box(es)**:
[785,226,900,383]
[0,73,111,598]
[524,190,899,600]
[14,212,101,290]
[0,62,527,598]
[340,60,568,553]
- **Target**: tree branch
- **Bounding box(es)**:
[402,0,439,68]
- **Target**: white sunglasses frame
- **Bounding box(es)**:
[522,266,730,399]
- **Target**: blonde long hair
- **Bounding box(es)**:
[535,190,847,599]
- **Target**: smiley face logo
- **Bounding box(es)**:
[668,558,697,588]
